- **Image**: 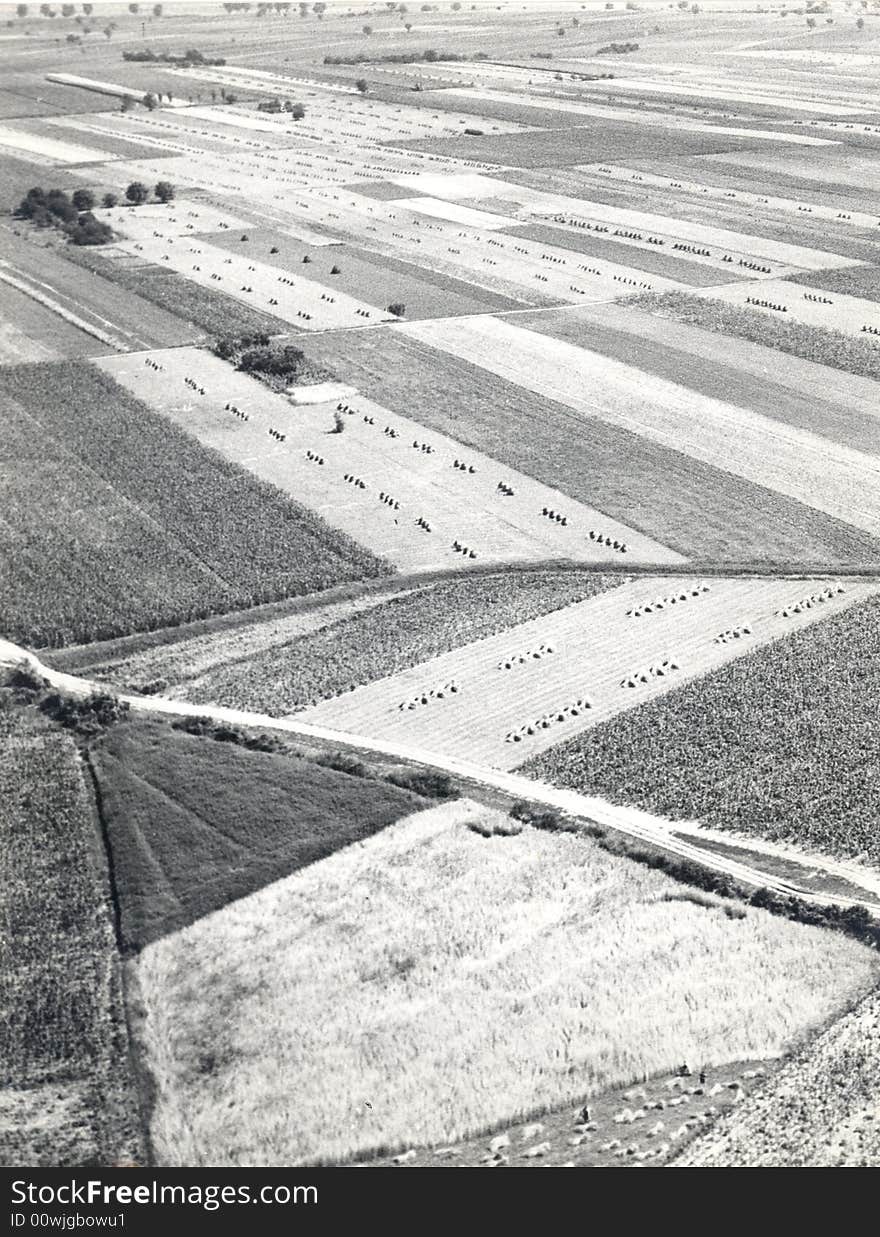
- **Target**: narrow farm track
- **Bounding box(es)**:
[3,639,879,915]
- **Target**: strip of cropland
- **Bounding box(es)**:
[0,279,107,363]
[0,361,389,649]
[517,302,880,456]
[0,708,141,1168]
[524,591,880,868]
[299,326,880,567]
[132,799,879,1167]
[783,265,880,306]
[156,571,627,715]
[399,315,880,543]
[299,577,876,772]
[204,227,521,319]
[99,347,676,572]
[89,718,424,953]
[0,229,202,351]
[695,276,880,342]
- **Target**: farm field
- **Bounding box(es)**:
[299,326,880,567]
[0,228,201,352]
[90,719,423,953]
[133,800,879,1167]
[0,360,388,648]
[518,302,880,456]
[204,227,518,320]
[169,571,626,715]
[3,0,880,1175]
[697,275,880,342]
[524,591,880,868]
[632,289,880,383]
[300,576,877,772]
[98,346,676,572]
[675,987,880,1168]
[401,315,880,543]
[0,707,141,1168]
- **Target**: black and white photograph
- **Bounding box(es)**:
[1,0,879,1212]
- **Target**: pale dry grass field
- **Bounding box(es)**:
[134,801,879,1168]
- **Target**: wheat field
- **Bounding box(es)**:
[133,801,879,1167]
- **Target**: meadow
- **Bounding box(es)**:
[300,327,880,566]
[133,802,879,1167]
[524,593,880,867]
[90,719,423,952]
[677,987,880,1167]
[0,706,141,1168]
[0,361,389,648]
[176,571,625,714]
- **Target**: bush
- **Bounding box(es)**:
[387,302,406,318]
[509,800,573,832]
[315,751,369,779]
[384,769,456,799]
[40,690,130,736]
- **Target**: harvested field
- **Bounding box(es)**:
[633,289,880,383]
[506,222,738,287]
[698,276,880,342]
[0,361,388,648]
[300,576,874,772]
[401,315,880,541]
[784,265,880,306]
[300,327,880,567]
[675,988,880,1168]
[524,591,880,868]
[99,347,674,573]
[205,228,515,320]
[90,720,422,953]
[519,303,880,457]
[60,245,290,340]
[133,800,880,1167]
[170,572,626,715]
[0,708,141,1168]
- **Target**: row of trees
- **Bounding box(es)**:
[14,3,162,14]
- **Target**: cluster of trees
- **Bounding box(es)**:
[257,97,306,118]
[14,1,161,14]
[325,46,486,65]
[211,336,307,384]
[122,179,175,204]
[122,48,227,66]
[13,186,113,246]
[596,41,640,53]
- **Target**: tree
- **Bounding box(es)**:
[857,15,865,25]
[362,23,372,33]
[387,302,406,317]
[83,3,93,12]
[61,2,74,13]
[142,91,159,109]
[71,187,94,211]
[128,2,139,11]
[154,180,174,202]
[290,101,305,119]
[102,192,118,208]
[16,4,28,16]
[125,180,149,204]
[153,2,163,13]
[355,77,368,93]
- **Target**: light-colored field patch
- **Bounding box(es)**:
[401,315,880,540]
[301,576,874,770]
[134,799,880,1167]
[45,73,188,107]
[388,196,516,230]
[569,74,869,117]
[696,277,880,340]
[96,347,676,573]
[0,122,111,164]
